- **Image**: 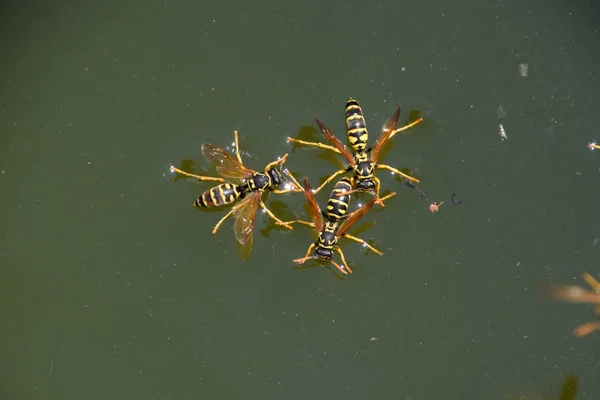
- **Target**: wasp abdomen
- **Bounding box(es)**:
[345,98,368,152]
[326,177,353,221]
[195,183,241,208]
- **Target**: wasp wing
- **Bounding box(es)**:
[336,197,377,237]
[232,191,261,260]
[315,118,356,166]
[302,177,323,232]
[370,104,401,163]
[201,143,255,181]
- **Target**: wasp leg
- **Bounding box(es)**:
[374,175,381,199]
[268,156,303,194]
[285,169,303,189]
[233,130,243,164]
[272,187,302,194]
[389,117,424,139]
[287,138,342,154]
[212,207,237,235]
[375,164,420,183]
[372,176,385,207]
[583,272,600,292]
[272,169,304,194]
[277,219,316,229]
[272,188,299,194]
[582,272,600,315]
[170,166,226,183]
[340,233,382,256]
[264,153,289,172]
[333,247,353,274]
[314,169,348,194]
[293,243,317,265]
[364,176,394,207]
[574,321,600,337]
[259,200,293,230]
[378,191,397,204]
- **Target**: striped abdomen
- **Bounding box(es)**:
[345,97,368,152]
[194,183,241,208]
[325,177,352,222]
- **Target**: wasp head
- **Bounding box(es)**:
[314,246,333,262]
[267,168,282,186]
[355,178,376,191]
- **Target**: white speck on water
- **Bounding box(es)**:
[496,105,507,120]
[518,63,529,77]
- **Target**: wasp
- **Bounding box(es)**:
[288,98,423,204]
[551,271,600,337]
[282,176,389,275]
[170,130,302,259]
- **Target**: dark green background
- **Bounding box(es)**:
[2,0,599,399]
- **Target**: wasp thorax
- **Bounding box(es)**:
[356,159,373,172]
[354,143,367,151]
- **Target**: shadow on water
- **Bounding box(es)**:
[289,125,320,146]
[170,159,196,183]
[288,125,346,170]
[344,220,383,258]
[452,374,579,400]
[377,108,424,167]
[558,375,578,400]
[258,199,295,239]
[294,261,347,281]
[169,158,222,187]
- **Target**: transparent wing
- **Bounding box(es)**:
[232,191,261,260]
[302,177,322,232]
[370,104,401,163]
[201,143,255,180]
[336,197,377,237]
[315,118,356,166]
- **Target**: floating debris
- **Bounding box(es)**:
[429,202,443,213]
[496,105,508,120]
[518,63,529,77]
[499,124,507,140]
[451,193,463,205]
[558,375,578,400]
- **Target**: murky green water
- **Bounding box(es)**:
[2,0,600,399]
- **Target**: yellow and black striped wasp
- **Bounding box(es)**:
[170,130,302,259]
[283,176,389,275]
[288,97,423,204]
